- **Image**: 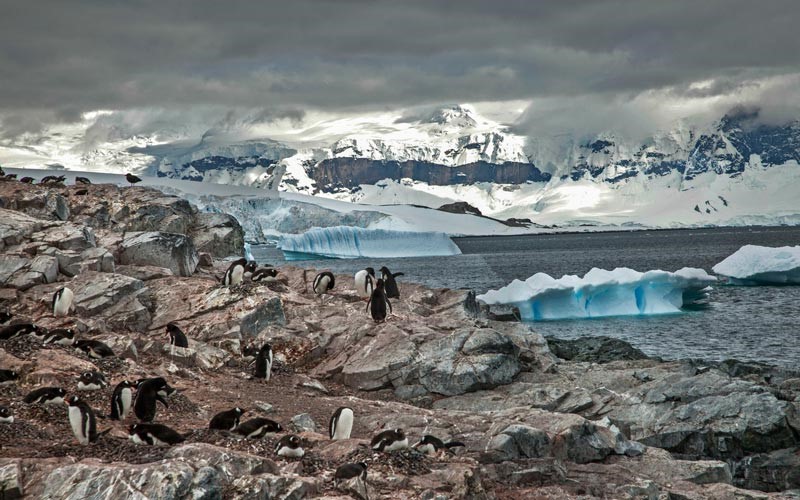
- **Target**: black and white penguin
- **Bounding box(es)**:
[329,406,354,440]
[74,339,115,358]
[108,380,136,420]
[24,387,66,405]
[19,177,34,184]
[233,417,283,439]
[166,323,189,348]
[42,328,76,345]
[67,395,105,445]
[243,260,258,281]
[354,267,376,299]
[128,423,185,446]
[275,434,304,458]
[77,371,108,391]
[413,434,466,455]
[370,428,408,452]
[0,369,19,386]
[223,258,256,286]
[0,405,13,424]
[133,377,172,422]
[0,310,11,324]
[75,176,92,185]
[334,461,368,488]
[52,287,74,317]
[312,271,335,299]
[251,267,278,282]
[0,322,40,340]
[209,407,245,431]
[366,279,392,323]
[378,266,404,299]
[253,343,273,382]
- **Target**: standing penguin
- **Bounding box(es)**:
[312,271,335,301]
[253,343,273,382]
[223,258,256,286]
[66,395,106,445]
[133,377,171,422]
[166,323,189,348]
[354,267,376,299]
[109,380,136,420]
[366,279,392,323]
[329,406,354,440]
[275,434,304,458]
[370,428,408,452]
[209,407,245,431]
[378,267,404,299]
[52,287,74,317]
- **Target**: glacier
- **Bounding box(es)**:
[713,245,800,285]
[476,267,716,321]
[278,226,462,260]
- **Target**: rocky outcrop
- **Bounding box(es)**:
[119,231,198,277]
[68,271,151,331]
[191,212,244,258]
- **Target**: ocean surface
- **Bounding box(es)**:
[251,226,800,367]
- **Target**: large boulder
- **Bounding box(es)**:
[190,212,245,258]
[69,271,151,331]
[119,231,198,277]
[0,254,59,290]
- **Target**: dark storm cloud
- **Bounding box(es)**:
[1,0,799,132]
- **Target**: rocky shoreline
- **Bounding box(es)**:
[1,178,799,499]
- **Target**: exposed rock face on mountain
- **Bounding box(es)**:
[1,179,799,498]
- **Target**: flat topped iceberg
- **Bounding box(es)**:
[477,267,716,321]
[278,226,462,260]
[713,245,800,285]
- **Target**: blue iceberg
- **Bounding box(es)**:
[278,226,462,260]
[713,245,800,285]
[477,267,716,321]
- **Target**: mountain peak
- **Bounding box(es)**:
[426,104,479,128]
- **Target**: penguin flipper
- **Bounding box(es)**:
[444,441,466,449]
[392,272,405,278]
[365,298,372,313]
[93,428,112,442]
[387,299,392,314]
[156,395,170,408]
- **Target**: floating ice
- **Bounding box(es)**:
[278,226,462,260]
[713,245,800,285]
[477,267,716,321]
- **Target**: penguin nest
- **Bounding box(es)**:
[20,436,170,464]
[1,335,42,358]
[345,448,433,476]
[90,356,129,374]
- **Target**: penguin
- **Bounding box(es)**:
[209,407,245,431]
[379,266,404,299]
[108,380,136,420]
[334,461,368,488]
[253,343,273,382]
[19,177,34,184]
[125,173,142,186]
[275,434,304,458]
[233,417,283,439]
[166,323,189,348]
[0,369,19,386]
[243,260,258,280]
[77,371,108,391]
[413,434,466,455]
[42,327,76,345]
[0,322,40,340]
[312,271,335,298]
[251,267,278,282]
[75,176,92,185]
[67,395,106,445]
[354,267,376,299]
[133,377,172,422]
[370,428,408,452]
[74,189,89,196]
[366,279,392,323]
[24,387,66,405]
[52,287,74,317]
[74,339,115,358]
[128,423,185,446]
[329,406,354,440]
[0,405,13,424]
[134,377,177,400]
[223,258,256,286]
[0,310,11,324]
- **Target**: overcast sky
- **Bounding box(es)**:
[2,0,799,140]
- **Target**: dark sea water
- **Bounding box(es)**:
[251,226,800,367]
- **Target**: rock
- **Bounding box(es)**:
[0,461,22,499]
[547,336,651,363]
[190,213,245,258]
[230,473,319,500]
[115,265,174,281]
[197,252,214,268]
[338,329,416,391]
[69,271,151,331]
[79,247,115,273]
[553,421,641,464]
[119,231,198,277]
[240,297,286,337]
[1,254,58,290]
[734,447,800,492]
[254,401,274,414]
[487,425,552,461]
[290,413,317,433]
[160,342,230,370]
[165,443,278,481]
[0,256,29,285]
[25,350,97,385]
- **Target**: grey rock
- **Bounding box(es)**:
[254,401,274,413]
[230,474,318,500]
[191,212,245,258]
[116,265,174,281]
[290,413,317,433]
[48,193,70,221]
[165,443,278,482]
[734,447,800,492]
[2,254,58,290]
[120,231,198,277]
[488,424,551,461]
[240,297,286,337]
[0,256,29,284]
[547,336,651,363]
[80,247,115,273]
[29,255,59,283]
[70,271,151,331]
[0,462,22,499]
[553,421,643,464]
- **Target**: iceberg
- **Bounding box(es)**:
[278,226,462,260]
[713,245,800,285]
[476,267,716,321]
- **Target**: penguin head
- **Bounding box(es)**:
[357,461,368,470]
[246,261,258,272]
[379,266,390,276]
[0,406,10,417]
[261,343,272,353]
[128,423,139,434]
[66,395,81,406]
[416,434,435,446]
[375,279,385,290]
[234,407,245,416]
[365,267,375,277]
[288,435,300,446]
[120,380,134,388]
[64,328,75,338]
[8,371,18,380]
[394,428,405,439]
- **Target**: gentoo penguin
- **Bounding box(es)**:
[233,417,283,439]
[74,189,88,196]
[0,310,11,324]
[166,323,189,348]
[128,423,185,446]
[0,405,13,424]
[243,260,258,280]
[125,173,142,185]
[413,434,466,455]
[253,343,273,382]
[312,271,335,299]
[42,327,76,345]
[77,371,108,391]
[67,395,105,445]
[275,434,304,458]
[133,377,172,422]
[19,176,34,184]
[366,279,392,323]
[108,380,136,420]
[75,176,92,185]
[74,339,115,358]
[24,387,66,405]
[334,461,368,488]
[0,322,40,340]
[379,266,404,299]
[223,258,256,286]
[370,428,408,452]
[0,369,19,386]
[251,267,278,282]
[52,287,74,317]
[329,406,354,440]
[135,377,176,400]
[354,267,376,299]
[209,407,245,431]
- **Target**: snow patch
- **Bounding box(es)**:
[713,245,800,285]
